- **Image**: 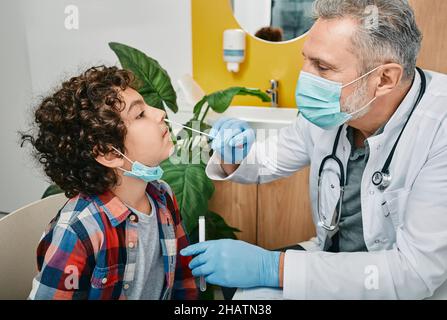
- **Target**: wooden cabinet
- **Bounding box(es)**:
[257,167,315,250]
[208,167,316,250]
[208,181,258,244]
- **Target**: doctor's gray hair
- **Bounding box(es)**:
[312,0,422,82]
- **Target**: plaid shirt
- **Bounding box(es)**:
[29,180,198,300]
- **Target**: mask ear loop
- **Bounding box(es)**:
[349,96,378,117]
[342,66,381,117]
[110,146,133,173]
[342,66,381,89]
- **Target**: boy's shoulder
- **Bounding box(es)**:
[36,193,108,260]
[51,193,107,237]
[57,193,97,221]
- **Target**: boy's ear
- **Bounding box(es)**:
[94,147,124,169]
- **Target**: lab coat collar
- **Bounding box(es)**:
[334,69,423,183]
[376,69,422,137]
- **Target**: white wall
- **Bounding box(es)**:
[0,0,193,212]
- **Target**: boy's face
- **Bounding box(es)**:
[119,87,173,167]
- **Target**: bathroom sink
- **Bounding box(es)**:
[206,106,298,130]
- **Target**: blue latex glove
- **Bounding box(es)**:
[209,117,255,164]
[180,239,281,288]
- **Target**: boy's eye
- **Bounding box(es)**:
[136,111,145,119]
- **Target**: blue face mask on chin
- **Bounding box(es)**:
[111,147,163,183]
[295,66,380,130]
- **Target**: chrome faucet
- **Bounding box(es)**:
[266,79,279,108]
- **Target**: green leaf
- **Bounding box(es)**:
[42,184,64,199]
[193,96,208,119]
[109,42,178,113]
[205,87,270,114]
[160,160,214,233]
[205,210,240,240]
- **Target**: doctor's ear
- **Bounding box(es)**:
[94,146,125,169]
[374,63,405,97]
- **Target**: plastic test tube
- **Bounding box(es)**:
[199,216,207,292]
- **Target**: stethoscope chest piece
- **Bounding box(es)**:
[370,67,426,192]
[372,171,391,190]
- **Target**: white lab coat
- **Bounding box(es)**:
[206,69,447,299]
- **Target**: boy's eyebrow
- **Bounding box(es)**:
[127,99,145,114]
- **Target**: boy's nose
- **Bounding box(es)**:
[149,106,166,123]
[158,110,167,123]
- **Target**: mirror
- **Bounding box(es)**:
[230,0,315,43]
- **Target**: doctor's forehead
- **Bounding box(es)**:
[302,18,359,68]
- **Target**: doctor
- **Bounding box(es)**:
[181,0,447,299]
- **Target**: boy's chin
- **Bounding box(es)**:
[158,141,175,161]
[167,144,175,158]
[159,144,175,162]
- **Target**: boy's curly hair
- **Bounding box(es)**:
[21,65,136,198]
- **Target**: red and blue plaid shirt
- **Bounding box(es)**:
[29,180,198,300]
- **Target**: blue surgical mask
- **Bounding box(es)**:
[295,67,380,130]
[111,147,164,183]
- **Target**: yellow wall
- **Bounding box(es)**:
[191,0,306,108]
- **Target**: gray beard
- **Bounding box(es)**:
[341,81,372,120]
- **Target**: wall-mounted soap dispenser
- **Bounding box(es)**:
[223,29,246,73]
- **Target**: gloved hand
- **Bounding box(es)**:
[180,239,281,288]
[209,117,255,164]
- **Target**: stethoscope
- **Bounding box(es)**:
[317,67,426,231]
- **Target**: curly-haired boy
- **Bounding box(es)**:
[22,66,198,300]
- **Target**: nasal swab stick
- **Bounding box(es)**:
[165,118,244,148]
[162,102,246,148]
[162,100,213,138]
[164,118,213,138]
[199,216,207,292]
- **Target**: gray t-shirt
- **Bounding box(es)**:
[126,194,165,300]
[332,126,385,252]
